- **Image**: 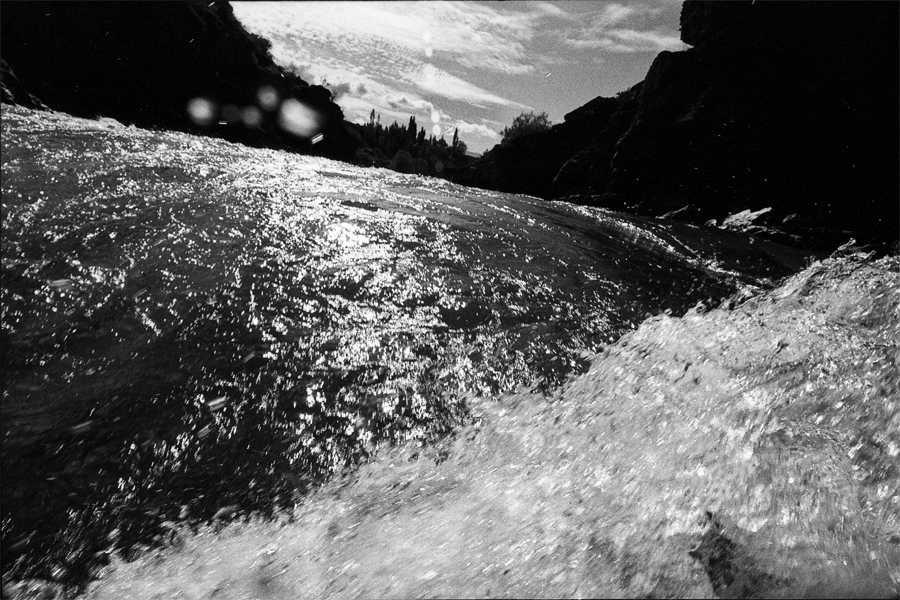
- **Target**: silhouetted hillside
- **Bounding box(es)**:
[0,1,360,162]
[458,0,899,253]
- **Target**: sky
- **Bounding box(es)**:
[231,1,688,155]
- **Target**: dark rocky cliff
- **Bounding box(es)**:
[0,1,360,162]
[1,59,48,110]
[458,1,899,252]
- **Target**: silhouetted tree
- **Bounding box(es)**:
[407,116,417,148]
[416,127,427,156]
[500,111,552,145]
[450,128,468,158]
[352,111,472,176]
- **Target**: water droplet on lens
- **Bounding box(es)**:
[278,99,323,139]
[257,85,280,111]
[241,106,263,128]
[186,97,216,126]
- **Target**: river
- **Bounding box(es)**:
[0,105,812,592]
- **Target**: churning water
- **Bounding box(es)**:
[0,105,810,590]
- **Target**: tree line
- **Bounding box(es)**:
[348,108,554,177]
[350,110,470,176]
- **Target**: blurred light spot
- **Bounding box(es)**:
[278,99,323,139]
[432,124,441,137]
[425,47,433,58]
[422,31,432,43]
[222,104,241,124]
[241,106,263,128]
[430,110,440,124]
[257,85,280,111]
[187,97,216,126]
[311,133,324,144]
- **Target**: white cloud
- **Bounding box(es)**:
[532,2,576,20]
[597,3,638,27]
[409,2,537,75]
[558,1,686,53]
[410,64,530,108]
[232,2,532,108]
[233,1,549,77]
[478,116,506,127]
[453,54,535,77]
[339,95,413,128]
[566,29,686,53]
[453,120,501,140]
[611,28,687,51]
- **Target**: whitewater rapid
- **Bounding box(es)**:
[1,105,810,590]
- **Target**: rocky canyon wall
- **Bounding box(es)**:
[458,1,899,252]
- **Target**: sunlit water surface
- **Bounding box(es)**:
[0,106,810,590]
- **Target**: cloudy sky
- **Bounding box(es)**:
[231,1,687,154]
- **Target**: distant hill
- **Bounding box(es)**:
[456,0,899,253]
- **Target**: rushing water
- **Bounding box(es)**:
[0,105,811,591]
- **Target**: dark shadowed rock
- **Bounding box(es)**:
[454,95,625,199]
[0,1,360,162]
[609,0,899,251]
[0,59,48,110]
[460,1,899,253]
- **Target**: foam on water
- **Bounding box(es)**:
[84,256,900,599]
